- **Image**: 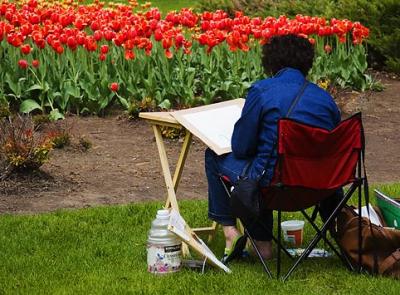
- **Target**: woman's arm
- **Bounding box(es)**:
[231,86,263,158]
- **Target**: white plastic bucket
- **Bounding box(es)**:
[281,220,305,246]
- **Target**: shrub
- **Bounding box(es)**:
[331,0,400,73]
[0,103,11,119]
[127,97,157,119]
[197,0,235,14]
[32,114,51,129]
[161,126,186,139]
[197,0,332,18]
[78,136,92,151]
[48,130,71,149]
[44,120,73,149]
[0,115,54,179]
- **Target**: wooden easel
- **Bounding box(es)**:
[139,112,219,256]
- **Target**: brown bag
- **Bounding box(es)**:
[335,205,400,279]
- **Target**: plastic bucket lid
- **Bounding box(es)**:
[281,220,305,231]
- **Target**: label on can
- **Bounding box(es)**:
[147,243,182,274]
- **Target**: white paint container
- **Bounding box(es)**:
[147,209,182,274]
[281,220,305,247]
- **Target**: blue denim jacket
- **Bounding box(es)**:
[231,67,341,185]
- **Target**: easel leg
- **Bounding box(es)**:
[165,130,192,208]
[152,125,180,211]
[153,126,192,257]
[152,126,219,255]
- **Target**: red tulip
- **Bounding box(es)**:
[20,44,31,55]
[338,35,346,43]
[90,21,101,31]
[29,14,40,25]
[67,36,77,50]
[104,30,115,41]
[93,30,103,41]
[18,59,29,69]
[100,44,109,54]
[124,49,135,60]
[110,82,119,92]
[162,37,173,49]
[35,38,46,49]
[124,39,134,50]
[76,33,86,46]
[20,24,32,36]
[32,59,40,68]
[113,33,125,47]
[165,49,173,59]
[154,29,163,41]
[60,34,68,45]
[28,0,38,8]
[145,42,153,56]
[111,20,121,32]
[324,44,332,54]
[175,33,184,48]
[84,37,97,51]
[74,18,86,31]
[7,33,23,47]
[56,46,64,54]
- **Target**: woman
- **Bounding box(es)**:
[205,34,341,262]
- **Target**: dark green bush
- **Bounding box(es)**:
[328,0,400,73]
[197,0,333,18]
[196,0,400,73]
[197,0,234,13]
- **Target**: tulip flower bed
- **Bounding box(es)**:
[0,0,370,116]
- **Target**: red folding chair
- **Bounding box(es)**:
[224,113,367,280]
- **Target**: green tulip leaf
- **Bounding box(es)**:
[20,99,42,113]
[49,109,65,121]
[158,99,171,109]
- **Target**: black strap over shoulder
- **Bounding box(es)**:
[286,80,309,118]
[242,80,309,180]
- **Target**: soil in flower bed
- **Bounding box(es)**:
[1,75,399,214]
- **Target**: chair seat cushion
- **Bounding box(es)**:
[261,186,337,211]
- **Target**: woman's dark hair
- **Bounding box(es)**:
[262,34,315,76]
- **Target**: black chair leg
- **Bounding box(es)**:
[254,213,292,259]
[244,228,273,278]
[282,182,360,281]
[301,210,341,258]
[277,209,282,278]
[358,178,363,273]
[310,205,319,222]
[301,209,353,270]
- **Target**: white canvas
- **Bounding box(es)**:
[172,99,244,155]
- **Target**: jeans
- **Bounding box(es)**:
[205,148,273,241]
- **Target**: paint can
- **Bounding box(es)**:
[281,220,305,247]
[147,209,182,274]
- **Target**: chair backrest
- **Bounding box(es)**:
[262,113,364,211]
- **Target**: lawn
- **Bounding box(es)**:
[137,0,197,12]
[1,184,400,294]
[84,0,198,12]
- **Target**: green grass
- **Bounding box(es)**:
[83,0,197,12]
[137,0,197,12]
[1,184,400,294]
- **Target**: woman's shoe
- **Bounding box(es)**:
[221,235,247,264]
